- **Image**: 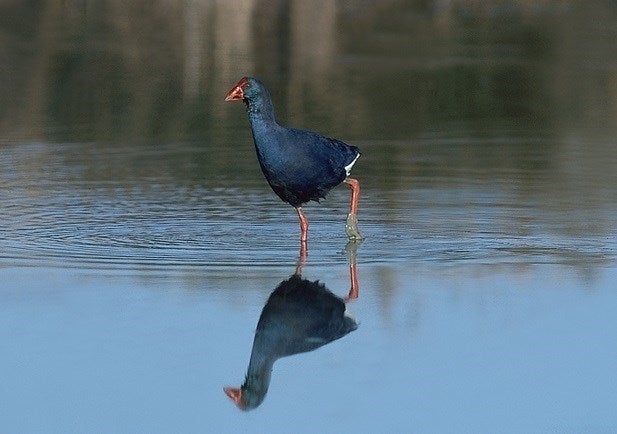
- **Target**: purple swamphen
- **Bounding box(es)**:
[225,77,363,242]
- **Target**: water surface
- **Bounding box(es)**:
[1,1,617,432]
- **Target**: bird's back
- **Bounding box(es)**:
[253,124,360,207]
[255,275,357,357]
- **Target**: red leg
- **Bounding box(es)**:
[347,261,359,300]
[295,206,309,242]
[343,178,363,240]
[344,240,360,301]
[295,240,307,276]
[344,178,361,215]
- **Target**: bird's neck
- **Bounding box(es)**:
[242,349,275,403]
[245,95,277,127]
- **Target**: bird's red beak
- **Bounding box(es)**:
[223,386,246,409]
[225,77,249,101]
[225,85,244,101]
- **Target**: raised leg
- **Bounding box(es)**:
[295,206,309,243]
[343,178,363,240]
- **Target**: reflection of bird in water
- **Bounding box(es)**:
[224,243,360,410]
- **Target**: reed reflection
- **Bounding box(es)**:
[224,242,360,410]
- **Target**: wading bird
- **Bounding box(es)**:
[225,77,363,242]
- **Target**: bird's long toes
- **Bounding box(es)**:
[345,213,364,240]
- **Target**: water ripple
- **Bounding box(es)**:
[1,143,616,270]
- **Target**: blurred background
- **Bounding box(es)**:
[2,0,617,143]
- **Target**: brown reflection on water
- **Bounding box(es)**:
[2,1,616,142]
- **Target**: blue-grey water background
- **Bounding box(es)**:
[1,1,617,432]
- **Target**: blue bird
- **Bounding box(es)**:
[225,77,363,242]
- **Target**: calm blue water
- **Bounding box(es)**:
[2,264,617,432]
[2,1,617,432]
[1,139,616,432]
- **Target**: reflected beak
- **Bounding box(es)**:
[225,85,244,101]
[223,386,245,409]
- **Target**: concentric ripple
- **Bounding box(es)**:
[1,142,616,270]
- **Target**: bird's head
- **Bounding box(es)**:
[223,386,247,410]
[224,77,264,103]
[223,385,266,411]
[225,76,276,120]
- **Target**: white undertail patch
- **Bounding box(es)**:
[344,153,361,176]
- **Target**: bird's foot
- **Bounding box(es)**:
[345,213,363,240]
